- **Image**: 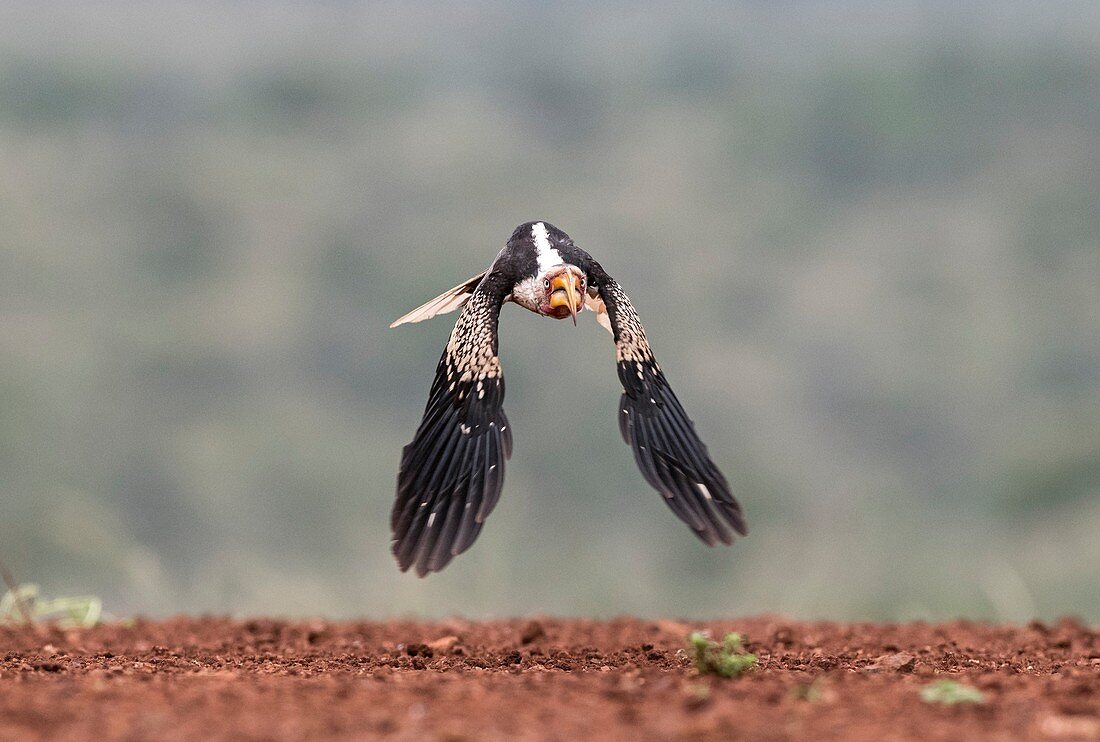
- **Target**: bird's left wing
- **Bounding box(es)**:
[590,269,748,546]
[392,272,513,576]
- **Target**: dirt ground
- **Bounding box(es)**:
[0,616,1097,741]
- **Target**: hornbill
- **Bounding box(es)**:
[389,221,746,575]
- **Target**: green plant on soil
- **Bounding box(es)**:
[920,680,985,705]
[791,679,825,702]
[0,584,102,629]
[688,632,757,677]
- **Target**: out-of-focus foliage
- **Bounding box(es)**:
[920,681,986,706]
[1,584,102,628]
[0,1,1097,620]
[689,632,757,677]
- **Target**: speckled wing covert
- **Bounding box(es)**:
[392,273,513,576]
[593,272,747,546]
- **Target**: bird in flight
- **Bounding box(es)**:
[389,221,747,576]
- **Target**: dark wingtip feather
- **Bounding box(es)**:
[618,361,747,547]
[391,371,509,577]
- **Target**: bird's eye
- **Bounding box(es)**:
[544,278,551,290]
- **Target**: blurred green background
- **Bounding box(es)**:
[1,1,1098,622]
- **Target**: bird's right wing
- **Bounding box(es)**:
[592,270,747,546]
[390,271,487,328]
[392,273,513,576]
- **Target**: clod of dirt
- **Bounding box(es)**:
[1028,620,1050,635]
[427,636,459,653]
[868,652,917,673]
[520,621,546,644]
[306,622,328,645]
[404,643,432,658]
[772,626,794,646]
[656,620,690,637]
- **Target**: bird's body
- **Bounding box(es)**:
[390,222,747,576]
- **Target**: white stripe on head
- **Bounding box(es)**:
[531,222,563,275]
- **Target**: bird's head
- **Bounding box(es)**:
[504,221,588,324]
[537,264,586,323]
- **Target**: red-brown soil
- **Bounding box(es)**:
[1,616,1097,740]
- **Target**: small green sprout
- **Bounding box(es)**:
[791,680,824,702]
[688,631,757,678]
[683,683,711,710]
[0,584,102,629]
[920,680,985,706]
